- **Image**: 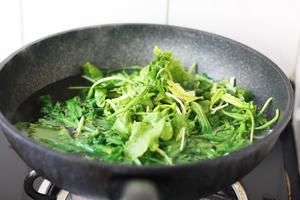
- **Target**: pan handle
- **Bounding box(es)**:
[119,180,159,200]
[24,171,56,200]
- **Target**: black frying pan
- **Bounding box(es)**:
[0,24,294,200]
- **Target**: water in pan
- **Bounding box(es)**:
[13,75,86,123]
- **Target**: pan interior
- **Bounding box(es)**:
[0,24,291,141]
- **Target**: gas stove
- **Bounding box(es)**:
[32,179,247,200]
[23,123,300,200]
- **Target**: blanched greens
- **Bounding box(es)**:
[16,47,279,165]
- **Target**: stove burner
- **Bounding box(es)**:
[200,182,247,200]
[25,171,248,200]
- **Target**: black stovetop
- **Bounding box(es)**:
[239,122,300,200]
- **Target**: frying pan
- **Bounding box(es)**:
[0,24,294,200]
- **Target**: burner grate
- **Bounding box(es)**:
[44,181,247,200]
[25,171,248,200]
[200,182,247,200]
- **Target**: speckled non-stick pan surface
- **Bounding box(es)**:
[0,24,294,200]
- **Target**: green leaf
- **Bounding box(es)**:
[222,110,249,120]
[236,87,253,102]
[200,100,211,113]
[112,111,132,135]
[210,89,224,110]
[160,120,173,141]
[191,102,212,133]
[125,119,164,160]
[171,114,188,136]
[255,109,280,130]
[221,93,250,109]
[65,96,83,121]
[143,112,173,141]
[153,47,192,85]
[94,88,107,107]
[200,133,231,142]
[167,80,202,102]
[38,95,52,112]
[82,62,103,81]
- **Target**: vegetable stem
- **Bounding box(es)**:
[69,86,91,90]
[222,93,250,109]
[134,158,142,166]
[155,147,173,165]
[166,92,186,115]
[255,109,280,130]
[108,89,148,119]
[106,65,143,73]
[258,97,273,116]
[222,110,249,120]
[179,127,186,151]
[82,75,96,83]
[76,116,85,135]
[191,102,212,133]
[247,110,255,143]
[188,63,197,74]
[211,102,228,113]
[87,76,134,98]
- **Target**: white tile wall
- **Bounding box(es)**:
[22,0,168,44]
[0,0,22,62]
[169,0,300,78]
[1,0,299,78]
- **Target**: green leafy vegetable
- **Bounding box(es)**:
[82,62,103,82]
[16,47,280,165]
[191,102,212,133]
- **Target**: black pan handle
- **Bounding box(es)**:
[120,180,159,200]
[24,171,56,200]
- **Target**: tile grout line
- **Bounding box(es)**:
[292,33,300,95]
[290,33,300,82]
[292,33,300,176]
[166,0,170,24]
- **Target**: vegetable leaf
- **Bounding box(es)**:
[82,62,103,81]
